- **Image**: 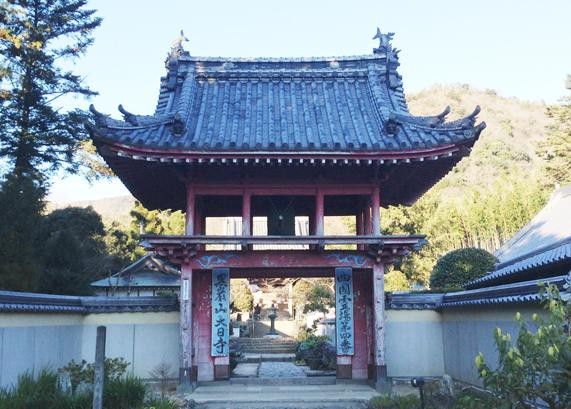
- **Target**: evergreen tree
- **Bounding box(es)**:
[38,206,110,295]
[0,0,101,178]
[0,173,44,291]
[538,96,571,186]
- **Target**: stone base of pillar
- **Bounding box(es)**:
[214,356,230,380]
[177,367,195,393]
[336,355,352,379]
[373,365,390,393]
[214,365,229,380]
[337,364,352,379]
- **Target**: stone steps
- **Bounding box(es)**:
[232,337,297,354]
[240,353,296,363]
[188,382,377,409]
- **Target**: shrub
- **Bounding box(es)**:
[0,370,90,409]
[475,284,571,409]
[104,376,146,409]
[60,357,129,393]
[0,366,148,409]
[296,335,335,370]
[429,248,496,290]
[367,394,420,409]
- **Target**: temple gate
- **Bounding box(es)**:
[87,28,484,391]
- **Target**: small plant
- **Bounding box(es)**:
[60,357,130,393]
[144,399,179,409]
[367,394,420,409]
[103,375,146,409]
[296,334,335,370]
[475,284,571,409]
[148,362,175,401]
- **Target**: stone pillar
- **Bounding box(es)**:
[179,263,193,391]
[185,187,195,235]
[372,263,389,392]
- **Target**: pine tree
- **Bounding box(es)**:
[0,0,101,179]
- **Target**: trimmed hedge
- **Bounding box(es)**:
[429,247,496,291]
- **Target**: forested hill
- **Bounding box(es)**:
[49,85,555,284]
[407,84,548,198]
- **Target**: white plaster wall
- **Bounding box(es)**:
[441,305,543,385]
[385,310,445,377]
[0,312,180,388]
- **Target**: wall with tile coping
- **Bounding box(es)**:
[0,312,179,388]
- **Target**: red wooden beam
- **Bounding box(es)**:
[185,250,375,270]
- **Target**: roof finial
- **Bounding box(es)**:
[372,27,395,55]
[169,30,189,60]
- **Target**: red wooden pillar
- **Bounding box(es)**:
[371,186,380,236]
[364,201,372,236]
[179,264,194,390]
[356,211,364,250]
[242,191,251,236]
[372,263,388,391]
[315,188,324,236]
[185,187,195,235]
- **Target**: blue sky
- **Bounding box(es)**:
[48,0,571,202]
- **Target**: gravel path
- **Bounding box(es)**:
[258,362,307,378]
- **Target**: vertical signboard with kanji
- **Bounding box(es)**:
[335,267,354,355]
[211,268,230,357]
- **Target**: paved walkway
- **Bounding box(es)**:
[258,361,307,378]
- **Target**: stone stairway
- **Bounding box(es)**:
[188,382,376,409]
[232,337,297,355]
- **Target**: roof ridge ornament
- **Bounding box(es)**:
[169,30,189,61]
[373,27,395,55]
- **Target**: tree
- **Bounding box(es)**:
[429,247,496,291]
[303,284,335,320]
[384,270,410,292]
[0,0,102,178]
[0,172,44,291]
[475,284,571,409]
[105,201,185,264]
[538,96,571,185]
[230,279,253,313]
[38,206,111,295]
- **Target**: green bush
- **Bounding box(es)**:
[60,357,130,393]
[0,368,150,409]
[296,335,335,370]
[104,376,146,409]
[475,284,571,409]
[429,248,496,290]
[367,394,420,409]
[0,370,91,409]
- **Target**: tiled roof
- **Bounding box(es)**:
[386,274,570,310]
[87,31,485,156]
[387,292,443,310]
[91,255,180,289]
[0,291,178,314]
[442,274,569,308]
[466,238,571,289]
[467,185,571,289]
